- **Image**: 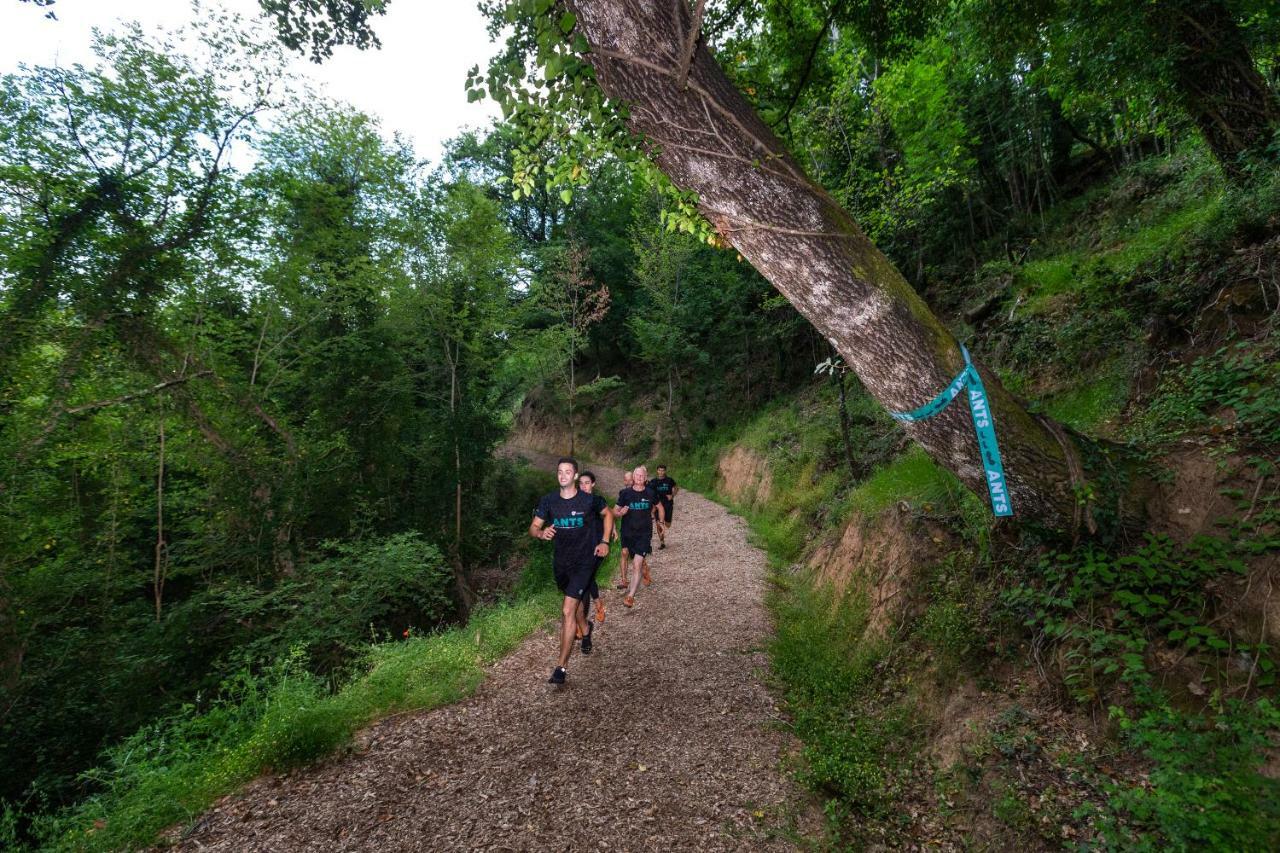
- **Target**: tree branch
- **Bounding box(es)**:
[677,0,706,89]
[64,372,212,417]
[773,3,838,132]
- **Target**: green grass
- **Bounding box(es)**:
[770,576,915,824]
[1019,150,1226,316]
[31,556,565,852]
[1043,368,1130,433]
[1106,198,1221,274]
[1020,254,1080,306]
[838,446,961,518]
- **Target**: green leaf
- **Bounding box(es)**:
[559,12,576,34]
[559,188,573,204]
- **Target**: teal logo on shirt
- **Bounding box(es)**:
[553,515,585,529]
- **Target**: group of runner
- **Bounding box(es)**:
[528,458,679,685]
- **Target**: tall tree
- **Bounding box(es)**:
[628,212,703,423]
[481,1,1092,530]
[530,243,611,456]
[971,0,1280,181]
[405,180,518,609]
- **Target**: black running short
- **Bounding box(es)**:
[621,533,652,557]
[554,562,599,601]
[659,499,674,524]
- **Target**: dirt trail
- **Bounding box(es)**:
[171,456,807,851]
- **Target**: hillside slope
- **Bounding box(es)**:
[531,149,1280,848]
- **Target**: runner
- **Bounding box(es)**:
[530,457,612,685]
[615,470,634,590]
[648,464,679,550]
[614,464,664,607]
[577,470,609,625]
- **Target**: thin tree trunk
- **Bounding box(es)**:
[1156,0,1280,180]
[451,351,462,555]
[154,414,167,622]
[568,354,576,456]
[447,343,475,614]
[835,368,857,480]
[570,0,1088,529]
[667,365,674,416]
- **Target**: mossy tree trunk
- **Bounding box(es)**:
[1157,0,1280,181]
[569,0,1089,531]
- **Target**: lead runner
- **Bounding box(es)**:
[529,457,612,684]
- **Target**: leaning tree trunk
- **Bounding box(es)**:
[1156,0,1280,181]
[568,0,1087,530]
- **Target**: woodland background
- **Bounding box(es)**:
[1,0,1278,848]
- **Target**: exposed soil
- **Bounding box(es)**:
[167,455,812,852]
[806,507,953,637]
[716,446,773,508]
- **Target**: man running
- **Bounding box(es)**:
[530,457,612,685]
[577,470,609,625]
[615,470,634,590]
[614,464,664,607]
[648,464,679,550]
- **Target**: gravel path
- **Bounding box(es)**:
[170,458,808,851]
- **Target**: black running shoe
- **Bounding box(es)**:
[548,666,566,684]
[581,623,593,654]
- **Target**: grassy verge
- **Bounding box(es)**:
[20,552,567,852]
[668,318,1280,847]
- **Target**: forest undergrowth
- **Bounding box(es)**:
[2,459,582,851]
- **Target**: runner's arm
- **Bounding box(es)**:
[529,516,554,541]
[601,506,614,543]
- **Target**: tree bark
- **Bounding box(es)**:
[569,0,1084,529]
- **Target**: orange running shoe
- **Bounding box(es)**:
[623,595,635,608]
[595,598,606,624]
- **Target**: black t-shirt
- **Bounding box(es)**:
[648,476,677,503]
[585,493,608,548]
[617,485,659,538]
[534,489,600,571]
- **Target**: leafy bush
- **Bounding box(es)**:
[1095,696,1280,851]
[1002,534,1261,700]
[1129,341,1280,450]
[254,534,454,674]
[1004,530,1280,850]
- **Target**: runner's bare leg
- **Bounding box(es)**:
[558,596,578,668]
[627,553,645,599]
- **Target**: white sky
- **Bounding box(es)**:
[0,0,503,165]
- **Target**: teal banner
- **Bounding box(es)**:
[889,345,1013,517]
